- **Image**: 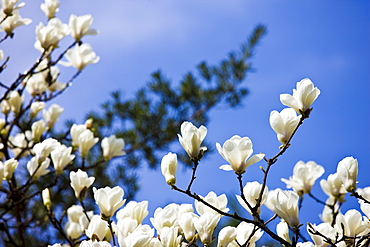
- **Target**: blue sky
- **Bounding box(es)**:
[4,0,370,242]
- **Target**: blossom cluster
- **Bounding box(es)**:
[0,1,369,247]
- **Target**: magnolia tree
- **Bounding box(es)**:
[0,1,369,247]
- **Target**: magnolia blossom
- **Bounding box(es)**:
[32,138,60,162]
[101,135,126,160]
[160,226,182,247]
[60,43,100,71]
[25,73,48,96]
[93,186,126,218]
[26,157,50,179]
[195,191,229,215]
[228,222,264,247]
[43,104,64,129]
[7,90,23,114]
[280,78,320,116]
[1,99,10,114]
[42,188,51,208]
[307,222,336,247]
[64,205,91,239]
[116,200,148,224]
[85,215,109,241]
[177,121,207,160]
[69,14,98,41]
[320,173,347,202]
[150,203,189,235]
[236,181,268,215]
[30,101,46,118]
[179,212,197,242]
[70,124,87,146]
[0,10,31,35]
[40,0,59,19]
[3,158,18,180]
[31,119,48,142]
[320,197,341,224]
[34,18,69,52]
[1,0,25,15]
[335,209,367,237]
[217,135,264,174]
[78,129,99,157]
[80,240,112,247]
[51,145,75,174]
[269,108,300,145]
[266,189,300,227]
[160,152,178,185]
[70,169,95,199]
[276,221,290,244]
[281,161,325,195]
[336,156,358,192]
[8,132,32,157]
[217,226,236,247]
[117,224,154,247]
[193,212,221,245]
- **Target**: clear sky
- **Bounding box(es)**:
[4,0,370,243]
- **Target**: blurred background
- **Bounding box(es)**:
[3,0,369,243]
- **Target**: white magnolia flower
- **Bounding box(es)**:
[236,181,268,215]
[7,90,23,114]
[31,119,48,142]
[70,124,87,147]
[320,173,347,202]
[0,10,31,35]
[276,221,290,244]
[335,209,367,237]
[101,135,125,160]
[150,203,183,235]
[3,158,18,180]
[177,121,207,160]
[60,43,100,70]
[217,135,264,174]
[320,197,341,223]
[336,156,358,192]
[78,129,98,157]
[26,157,50,180]
[51,144,75,174]
[8,132,32,157]
[34,18,69,52]
[43,104,64,129]
[25,73,48,96]
[65,205,91,239]
[266,190,300,227]
[93,186,126,218]
[160,226,182,247]
[69,14,98,41]
[32,138,60,162]
[179,212,198,242]
[281,160,325,195]
[42,188,51,208]
[1,99,11,114]
[280,78,320,116]
[85,215,109,241]
[30,101,46,119]
[269,108,300,145]
[116,200,148,224]
[1,0,25,16]
[160,152,178,185]
[195,191,229,215]
[117,224,154,247]
[70,169,95,199]
[217,226,236,247]
[40,0,59,19]
[229,221,264,247]
[80,240,112,247]
[307,222,336,247]
[193,212,221,245]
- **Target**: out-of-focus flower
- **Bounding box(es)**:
[281,161,325,195]
[320,173,347,202]
[78,129,98,157]
[3,158,18,180]
[194,212,221,245]
[217,135,264,175]
[336,156,358,192]
[64,205,91,239]
[80,240,112,247]
[280,78,320,117]
[195,191,229,215]
[93,186,125,218]
[101,135,125,160]
[31,119,48,142]
[25,73,48,96]
[335,209,367,237]
[27,156,50,180]
[70,169,95,200]
[0,10,31,36]
[8,132,32,157]
[320,197,341,223]
[1,0,25,16]
[7,90,23,114]
[217,226,236,247]
[69,14,98,42]
[161,152,178,185]
[0,162,4,186]
[70,124,86,147]
[43,104,63,129]
[85,215,109,241]
[40,0,59,19]
[32,138,60,162]
[160,226,182,247]
[236,181,268,215]
[42,188,51,208]
[34,18,69,52]
[266,189,300,227]
[30,101,46,119]
[51,144,75,174]
[228,221,264,247]
[116,200,148,224]
[269,108,300,145]
[307,222,336,247]
[0,50,3,60]
[276,221,290,244]
[1,99,10,114]
[177,121,207,160]
[59,43,100,71]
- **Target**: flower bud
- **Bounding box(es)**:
[42,188,51,209]
[177,121,207,160]
[336,156,358,192]
[160,152,178,185]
